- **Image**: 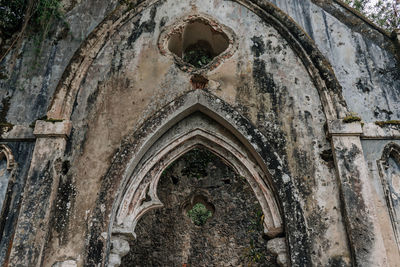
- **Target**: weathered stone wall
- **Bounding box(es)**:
[0,0,397,127]
[0,0,398,266]
[41,0,348,265]
[269,0,400,122]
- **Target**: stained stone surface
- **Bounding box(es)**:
[0,0,399,266]
[122,148,279,266]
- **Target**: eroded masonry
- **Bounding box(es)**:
[0,0,399,266]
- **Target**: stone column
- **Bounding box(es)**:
[328,120,387,266]
[108,235,131,267]
[8,120,71,266]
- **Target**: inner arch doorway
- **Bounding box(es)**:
[108,110,286,266]
[123,146,278,266]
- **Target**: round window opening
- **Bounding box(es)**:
[160,15,236,71]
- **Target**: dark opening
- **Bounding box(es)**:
[168,20,229,68]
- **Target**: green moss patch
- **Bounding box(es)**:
[187,203,213,226]
[375,120,400,127]
[343,115,362,123]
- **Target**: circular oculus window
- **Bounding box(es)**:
[159,14,237,73]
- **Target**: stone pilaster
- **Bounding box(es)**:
[8,120,71,266]
[108,235,131,267]
[328,120,387,266]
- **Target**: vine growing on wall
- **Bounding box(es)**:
[0,0,65,67]
[31,0,64,57]
[343,0,400,32]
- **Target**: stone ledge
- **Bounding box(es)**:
[361,123,400,139]
[52,260,77,267]
[33,120,72,138]
[0,125,35,141]
[327,119,363,136]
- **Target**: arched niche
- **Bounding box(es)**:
[109,112,283,266]
[113,113,282,237]
[121,146,282,266]
[0,145,16,240]
[378,143,400,251]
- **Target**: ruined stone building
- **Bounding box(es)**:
[0,0,400,266]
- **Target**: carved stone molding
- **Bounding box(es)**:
[108,111,284,267]
[0,145,15,170]
[112,127,283,240]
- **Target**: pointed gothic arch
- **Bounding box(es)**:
[108,112,284,265]
[46,0,347,122]
[112,121,283,238]
[84,90,311,266]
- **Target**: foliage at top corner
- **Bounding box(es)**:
[32,0,64,33]
[343,0,400,32]
[0,0,64,39]
[0,0,27,38]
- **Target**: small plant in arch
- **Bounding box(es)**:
[249,208,264,232]
[183,47,213,68]
[242,239,265,265]
[187,203,213,226]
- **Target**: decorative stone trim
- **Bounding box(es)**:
[0,125,35,141]
[327,119,363,136]
[0,144,15,170]
[362,123,400,140]
[113,128,283,239]
[158,13,237,74]
[52,260,77,267]
[33,120,72,138]
[46,0,346,122]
